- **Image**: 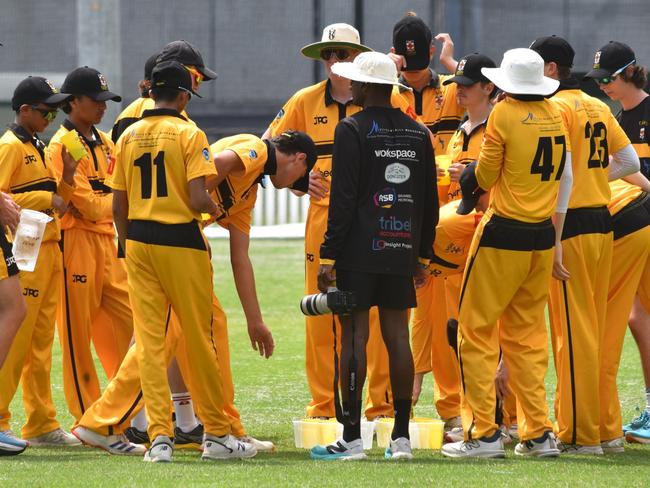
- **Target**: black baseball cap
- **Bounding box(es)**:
[157,40,217,80]
[62,67,122,102]
[151,60,202,98]
[529,35,575,68]
[443,53,496,86]
[392,15,432,71]
[11,76,71,111]
[585,41,636,80]
[278,130,317,193]
[457,162,486,215]
[144,53,159,81]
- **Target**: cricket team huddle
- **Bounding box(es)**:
[0,10,649,463]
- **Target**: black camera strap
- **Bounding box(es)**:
[331,314,360,427]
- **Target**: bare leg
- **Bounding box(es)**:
[629,295,650,409]
[0,276,26,369]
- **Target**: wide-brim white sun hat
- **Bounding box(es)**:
[331,52,411,90]
[481,48,559,96]
[301,23,372,59]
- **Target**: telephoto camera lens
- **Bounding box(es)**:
[299,293,331,316]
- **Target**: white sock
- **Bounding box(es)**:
[645,388,650,413]
[172,392,199,433]
[131,408,148,432]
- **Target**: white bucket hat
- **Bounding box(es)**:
[301,23,372,59]
[481,48,559,96]
[331,52,411,90]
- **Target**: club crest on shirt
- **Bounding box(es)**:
[203,148,210,160]
[249,149,257,159]
[435,94,444,109]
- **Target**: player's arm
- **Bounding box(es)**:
[0,192,20,232]
[552,152,573,281]
[435,33,458,73]
[188,176,218,215]
[213,149,245,186]
[622,171,650,192]
[112,189,128,252]
[228,225,274,358]
[608,112,640,180]
[318,121,361,291]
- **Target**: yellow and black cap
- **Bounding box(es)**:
[392,14,432,71]
[457,161,486,215]
[529,35,575,68]
[157,40,217,80]
[62,66,122,102]
[585,41,636,80]
[12,76,71,110]
[443,53,496,86]
[151,60,202,98]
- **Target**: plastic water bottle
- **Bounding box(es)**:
[11,209,52,272]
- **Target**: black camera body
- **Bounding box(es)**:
[300,287,357,316]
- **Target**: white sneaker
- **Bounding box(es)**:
[385,437,413,460]
[238,435,274,452]
[310,438,366,461]
[601,437,625,454]
[202,434,257,460]
[444,427,464,443]
[441,433,505,458]
[514,431,560,458]
[72,426,146,455]
[144,436,173,463]
[556,439,604,455]
[27,428,81,447]
[0,430,29,455]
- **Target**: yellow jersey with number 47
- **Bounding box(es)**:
[107,108,216,224]
[552,88,630,209]
[477,96,570,223]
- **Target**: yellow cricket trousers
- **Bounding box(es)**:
[57,228,133,422]
[600,195,650,441]
[125,221,229,440]
[0,241,61,438]
[458,213,555,441]
[304,204,391,418]
[410,275,461,419]
[77,293,246,437]
[549,207,613,446]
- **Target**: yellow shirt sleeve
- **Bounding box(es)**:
[476,105,505,190]
[185,129,217,182]
[0,142,52,211]
[268,94,305,136]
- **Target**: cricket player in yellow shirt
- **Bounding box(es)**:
[442,48,573,459]
[530,35,640,454]
[0,76,79,450]
[108,60,256,462]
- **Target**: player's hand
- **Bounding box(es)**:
[436,164,446,181]
[61,146,80,185]
[387,51,407,71]
[412,372,425,406]
[495,359,511,401]
[414,265,429,288]
[0,192,20,232]
[448,163,465,183]
[51,194,67,216]
[552,243,571,281]
[67,202,83,219]
[308,171,329,201]
[247,321,275,359]
[317,264,335,293]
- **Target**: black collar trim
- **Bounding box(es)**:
[398,69,440,93]
[262,139,277,175]
[9,123,33,143]
[142,108,187,121]
[63,119,103,148]
[324,79,354,108]
[556,76,581,92]
[509,94,545,101]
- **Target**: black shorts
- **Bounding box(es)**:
[336,269,416,310]
[0,231,19,280]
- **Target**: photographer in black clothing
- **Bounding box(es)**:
[312,52,438,461]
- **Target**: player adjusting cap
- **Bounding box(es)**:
[529,35,575,68]
[392,14,432,71]
[584,41,636,80]
[151,60,202,98]
[157,40,217,80]
[443,53,496,86]
[281,130,317,193]
[11,76,71,111]
[457,161,486,215]
[62,67,122,102]
[144,53,159,81]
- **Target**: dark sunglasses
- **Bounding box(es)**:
[320,48,351,61]
[30,105,58,121]
[596,59,635,85]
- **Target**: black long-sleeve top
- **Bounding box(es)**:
[320,106,438,276]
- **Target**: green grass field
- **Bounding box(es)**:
[2,239,649,487]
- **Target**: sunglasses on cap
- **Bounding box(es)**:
[30,105,58,122]
[184,65,204,86]
[320,48,351,61]
[597,59,635,85]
